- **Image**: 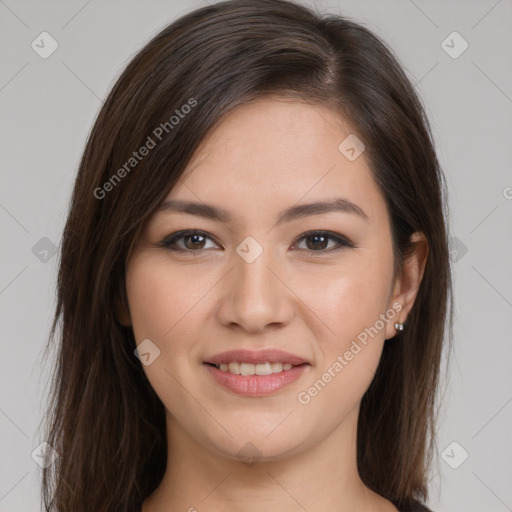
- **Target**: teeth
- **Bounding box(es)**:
[228,362,240,374]
[217,362,295,375]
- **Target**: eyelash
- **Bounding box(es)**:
[158,229,354,255]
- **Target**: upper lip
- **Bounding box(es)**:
[205,349,309,366]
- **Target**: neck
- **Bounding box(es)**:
[143,406,397,512]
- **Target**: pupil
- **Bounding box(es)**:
[308,235,326,250]
[187,234,204,249]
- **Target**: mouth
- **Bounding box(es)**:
[203,362,309,396]
[203,349,310,396]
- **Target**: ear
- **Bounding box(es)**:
[115,294,132,327]
[385,231,429,340]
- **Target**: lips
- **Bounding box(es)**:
[205,360,309,396]
[204,348,309,367]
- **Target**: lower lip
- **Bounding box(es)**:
[204,363,309,396]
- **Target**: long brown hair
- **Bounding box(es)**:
[41,1,453,510]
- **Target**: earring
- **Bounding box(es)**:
[394,322,405,331]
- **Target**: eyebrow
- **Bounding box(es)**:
[158,197,368,225]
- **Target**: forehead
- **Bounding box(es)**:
[169,97,387,223]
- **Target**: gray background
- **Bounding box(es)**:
[1,0,511,511]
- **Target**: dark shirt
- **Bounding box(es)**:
[395,499,433,512]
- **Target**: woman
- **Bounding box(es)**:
[41,1,453,511]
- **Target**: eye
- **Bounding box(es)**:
[292,231,353,254]
[158,230,220,252]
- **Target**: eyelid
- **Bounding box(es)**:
[158,229,354,254]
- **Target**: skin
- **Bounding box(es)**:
[120,97,428,512]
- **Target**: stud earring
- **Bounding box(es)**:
[394,322,405,331]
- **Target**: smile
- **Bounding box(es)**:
[213,361,296,375]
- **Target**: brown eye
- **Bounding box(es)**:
[293,231,353,253]
[159,230,220,252]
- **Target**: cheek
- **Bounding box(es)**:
[295,268,391,417]
[124,254,206,410]
[300,253,393,343]
[298,249,393,395]
[125,253,207,342]
[125,262,170,341]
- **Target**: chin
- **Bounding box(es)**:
[203,428,310,465]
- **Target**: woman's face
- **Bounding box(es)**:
[123,97,408,462]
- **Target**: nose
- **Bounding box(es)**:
[216,244,295,333]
